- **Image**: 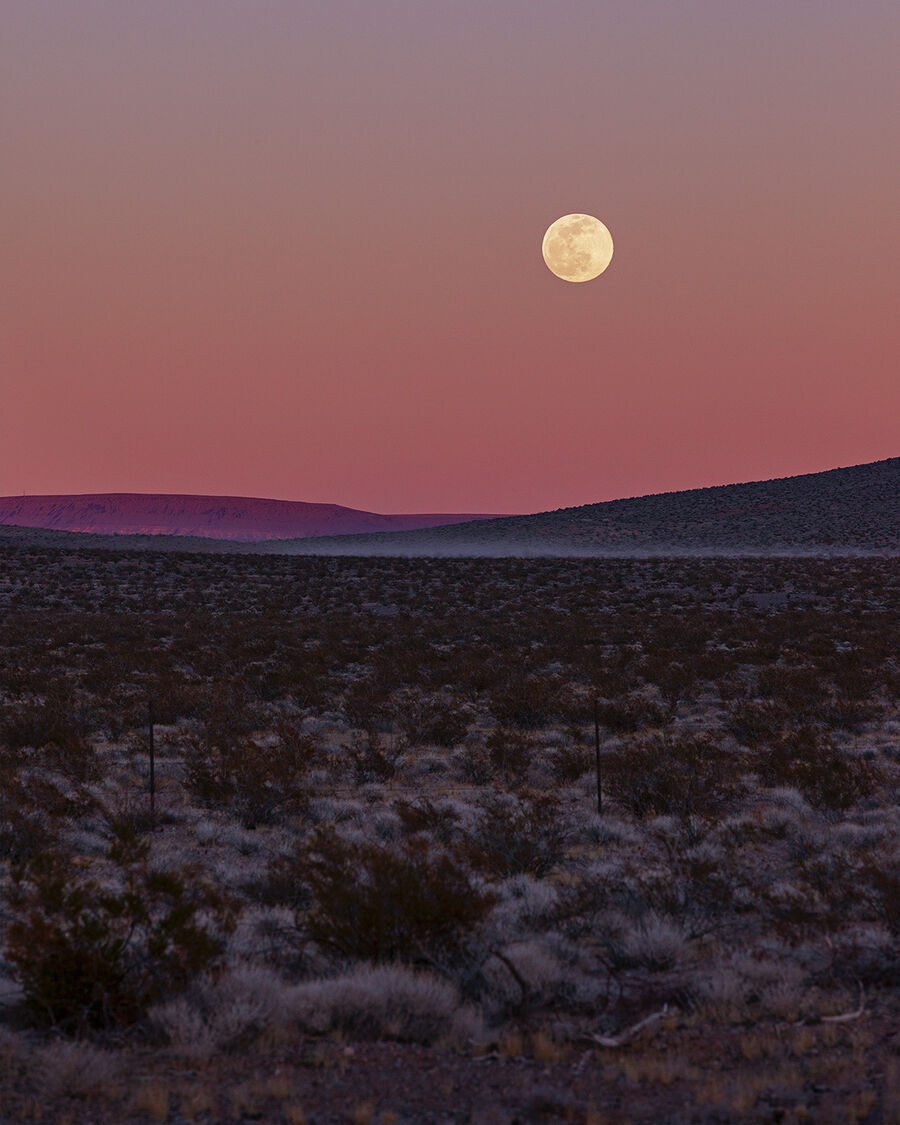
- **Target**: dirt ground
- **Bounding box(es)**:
[4,998,900,1125]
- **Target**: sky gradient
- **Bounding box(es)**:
[3,1,899,513]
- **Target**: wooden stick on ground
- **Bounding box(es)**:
[821,984,865,1024]
[584,1005,670,1048]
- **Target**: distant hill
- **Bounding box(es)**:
[266,457,899,556]
[0,459,896,556]
[0,493,499,542]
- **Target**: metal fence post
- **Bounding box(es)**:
[148,699,156,825]
[594,697,602,815]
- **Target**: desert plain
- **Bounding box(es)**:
[0,538,898,1123]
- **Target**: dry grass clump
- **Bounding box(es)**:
[480,938,577,1016]
[156,960,479,1054]
[0,1026,25,1084]
[291,964,483,1046]
[615,912,693,971]
[131,1080,171,1122]
[29,1038,120,1098]
[150,964,292,1057]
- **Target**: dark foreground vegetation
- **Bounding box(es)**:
[0,546,898,1123]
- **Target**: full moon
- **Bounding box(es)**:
[541,213,614,282]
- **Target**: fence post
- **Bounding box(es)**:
[148,699,156,825]
[593,697,602,815]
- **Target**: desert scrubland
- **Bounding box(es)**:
[0,546,898,1123]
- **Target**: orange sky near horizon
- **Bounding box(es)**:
[3,2,898,513]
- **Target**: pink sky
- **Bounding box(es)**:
[3,2,899,513]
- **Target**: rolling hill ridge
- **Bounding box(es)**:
[267,457,899,556]
[0,459,896,556]
[0,493,499,542]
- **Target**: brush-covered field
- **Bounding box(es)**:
[0,547,898,1124]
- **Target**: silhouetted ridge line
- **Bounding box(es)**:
[0,459,896,556]
[266,457,898,556]
[0,493,500,542]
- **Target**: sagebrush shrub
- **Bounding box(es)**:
[604,733,739,820]
[864,862,900,935]
[347,728,403,783]
[725,700,789,748]
[595,694,669,734]
[391,688,468,748]
[460,792,568,878]
[341,678,393,732]
[1,698,81,752]
[756,726,881,810]
[184,730,316,827]
[550,735,594,783]
[455,740,494,784]
[196,681,262,746]
[275,826,494,962]
[485,727,535,785]
[0,775,55,863]
[755,665,827,720]
[488,673,559,729]
[1,700,99,782]
[392,798,460,844]
[641,656,700,716]
[6,834,238,1032]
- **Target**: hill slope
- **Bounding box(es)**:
[266,457,899,556]
[1,459,895,556]
[0,493,498,542]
